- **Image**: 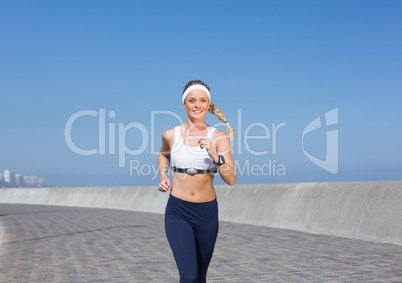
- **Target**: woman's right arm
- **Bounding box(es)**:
[158,129,173,192]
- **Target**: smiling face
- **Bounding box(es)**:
[183,89,210,120]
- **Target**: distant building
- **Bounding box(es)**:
[3,169,16,187]
[24,176,38,187]
[15,174,25,187]
[38,177,47,187]
[0,169,48,188]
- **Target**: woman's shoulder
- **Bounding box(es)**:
[211,127,227,137]
[211,127,229,142]
[162,126,179,142]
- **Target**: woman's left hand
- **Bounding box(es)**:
[199,138,218,162]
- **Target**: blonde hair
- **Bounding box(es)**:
[183,80,235,141]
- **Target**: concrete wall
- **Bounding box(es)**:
[0,181,401,245]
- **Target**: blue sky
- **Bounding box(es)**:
[1,0,401,187]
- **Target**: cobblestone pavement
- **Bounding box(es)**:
[0,204,401,282]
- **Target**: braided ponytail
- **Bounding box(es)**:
[208,102,235,141]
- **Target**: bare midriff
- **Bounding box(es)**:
[171,172,216,202]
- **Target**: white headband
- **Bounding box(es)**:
[182,85,211,104]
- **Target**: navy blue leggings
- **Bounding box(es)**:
[165,193,219,283]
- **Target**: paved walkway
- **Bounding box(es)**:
[0,204,401,282]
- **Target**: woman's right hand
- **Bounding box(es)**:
[158,178,171,192]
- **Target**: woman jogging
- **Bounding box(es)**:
[157,80,236,282]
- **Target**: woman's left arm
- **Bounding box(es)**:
[203,130,236,186]
[216,132,236,186]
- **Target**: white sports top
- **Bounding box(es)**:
[171,125,218,170]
